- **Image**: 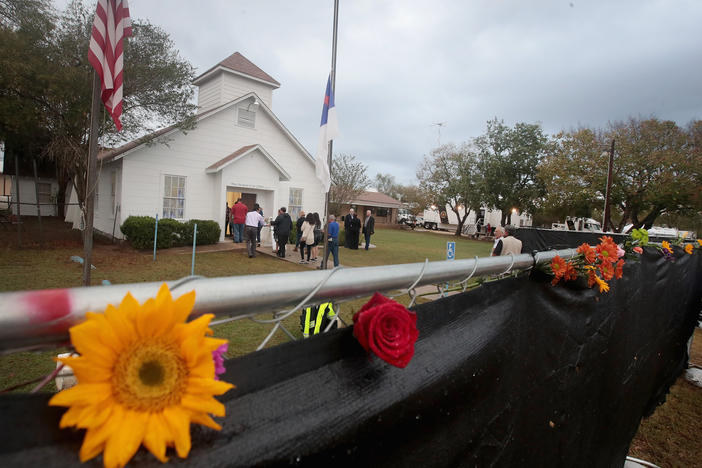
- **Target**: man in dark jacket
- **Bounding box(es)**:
[346,210,361,250]
[362,209,375,250]
[272,207,293,258]
[343,208,355,248]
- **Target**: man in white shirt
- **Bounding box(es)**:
[492,225,522,256]
[245,203,265,258]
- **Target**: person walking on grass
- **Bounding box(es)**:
[362,209,375,250]
[245,203,265,258]
[272,207,293,258]
[299,213,315,264]
[324,214,340,267]
[294,210,305,252]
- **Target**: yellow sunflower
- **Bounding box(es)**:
[49,284,233,468]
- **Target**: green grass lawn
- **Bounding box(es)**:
[337,226,492,267]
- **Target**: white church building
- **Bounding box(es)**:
[79,52,325,240]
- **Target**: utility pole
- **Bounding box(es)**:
[602,139,615,232]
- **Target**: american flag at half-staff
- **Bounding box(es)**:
[88,0,132,131]
[315,74,339,193]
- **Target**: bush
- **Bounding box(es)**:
[289,221,298,245]
[121,216,159,249]
[183,219,221,245]
[338,229,346,247]
[158,218,185,248]
[121,216,221,249]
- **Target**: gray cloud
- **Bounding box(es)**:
[57,0,702,184]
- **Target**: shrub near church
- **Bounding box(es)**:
[121,216,220,249]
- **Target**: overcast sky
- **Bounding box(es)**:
[57,0,702,185]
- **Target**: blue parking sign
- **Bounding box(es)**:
[446,241,456,260]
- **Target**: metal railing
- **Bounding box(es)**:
[0,249,576,354]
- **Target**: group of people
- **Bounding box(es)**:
[341,208,375,250]
[225,201,378,266]
[226,199,264,246]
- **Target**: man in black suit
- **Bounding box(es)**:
[343,208,355,248]
[362,209,375,250]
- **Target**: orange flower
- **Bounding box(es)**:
[550,255,566,279]
[661,241,673,254]
[562,261,578,282]
[697,239,702,247]
[684,244,693,255]
[614,259,624,279]
[576,243,596,264]
[587,269,597,288]
[596,239,618,263]
[599,260,615,281]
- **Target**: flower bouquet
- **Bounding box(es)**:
[544,236,625,293]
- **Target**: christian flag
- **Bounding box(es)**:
[88,0,132,131]
[315,74,339,193]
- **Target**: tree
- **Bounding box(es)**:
[374,173,401,199]
[416,143,483,236]
[394,184,430,215]
[539,118,701,231]
[538,128,606,223]
[475,118,548,225]
[0,0,196,216]
[329,153,370,215]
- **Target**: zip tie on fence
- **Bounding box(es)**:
[459,256,480,292]
[393,258,428,308]
[169,275,205,292]
[499,253,516,276]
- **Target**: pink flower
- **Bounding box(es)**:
[616,245,625,258]
[633,247,643,254]
[212,342,228,380]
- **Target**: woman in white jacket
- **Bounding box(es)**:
[299,213,315,264]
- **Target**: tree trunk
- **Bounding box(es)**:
[451,206,463,237]
[640,206,663,229]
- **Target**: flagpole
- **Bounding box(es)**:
[82,71,101,286]
[321,0,339,270]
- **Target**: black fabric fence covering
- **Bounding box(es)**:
[515,227,670,253]
[1,248,700,467]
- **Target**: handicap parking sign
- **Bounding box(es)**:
[446,241,456,260]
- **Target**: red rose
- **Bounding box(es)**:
[352,293,419,368]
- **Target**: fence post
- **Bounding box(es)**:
[111,204,120,243]
[153,214,159,261]
[191,223,198,276]
[14,154,22,247]
[32,159,43,247]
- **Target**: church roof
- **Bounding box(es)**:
[193,52,280,88]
